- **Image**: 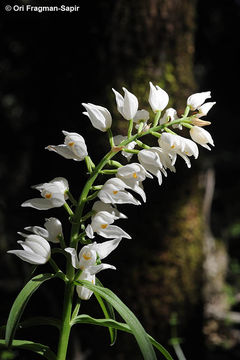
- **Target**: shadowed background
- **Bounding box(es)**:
[1,0,240,359]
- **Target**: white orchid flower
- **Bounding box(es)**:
[65,238,120,300]
[92,200,127,220]
[86,210,131,239]
[196,102,216,118]
[21,177,69,210]
[159,108,182,130]
[113,135,137,161]
[159,108,177,125]
[7,234,51,265]
[159,133,199,168]
[190,126,214,150]
[112,87,138,120]
[46,131,88,161]
[23,217,63,243]
[138,147,175,185]
[133,109,149,123]
[116,163,152,202]
[82,103,112,132]
[187,91,211,111]
[148,82,169,113]
[98,178,141,205]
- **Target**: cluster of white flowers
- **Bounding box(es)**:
[8,82,215,300]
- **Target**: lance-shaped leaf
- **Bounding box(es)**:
[5,273,55,347]
[95,278,117,346]
[71,315,173,360]
[75,280,157,360]
[0,339,57,360]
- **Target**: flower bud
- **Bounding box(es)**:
[148,82,169,112]
[190,126,214,150]
[187,91,211,110]
[82,103,112,132]
[112,87,138,120]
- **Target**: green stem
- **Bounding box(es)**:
[100,169,118,174]
[63,202,74,217]
[107,128,115,148]
[153,110,161,127]
[56,282,75,360]
[127,118,134,138]
[65,191,77,206]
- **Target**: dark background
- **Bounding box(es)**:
[1,0,240,359]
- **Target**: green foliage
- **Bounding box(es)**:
[0,340,56,360]
[72,314,173,360]
[5,273,55,347]
[75,279,174,360]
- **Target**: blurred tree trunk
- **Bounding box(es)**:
[86,0,206,359]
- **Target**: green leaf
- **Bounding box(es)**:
[0,317,60,339]
[75,280,157,360]
[0,339,57,360]
[72,315,173,360]
[5,273,55,347]
[95,278,117,346]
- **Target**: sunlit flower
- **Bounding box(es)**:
[21,177,69,210]
[112,87,138,120]
[148,82,169,113]
[82,103,112,132]
[187,91,211,111]
[23,217,63,243]
[113,135,137,162]
[196,102,216,118]
[86,210,131,239]
[116,163,152,202]
[65,238,120,300]
[92,200,127,220]
[7,234,51,265]
[159,108,177,125]
[138,147,175,185]
[190,126,214,150]
[46,131,88,161]
[98,178,141,205]
[159,133,199,168]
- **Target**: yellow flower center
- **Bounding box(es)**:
[113,190,118,195]
[83,252,92,261]
[171,145,175,149]
[132,172,138,179]
[68,141,75,147]
[45,193,52,199]
[101,224,108,229]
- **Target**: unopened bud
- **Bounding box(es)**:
[191,117,211,127]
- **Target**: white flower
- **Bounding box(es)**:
[187,91,211,111]
[98,178,141,205]
[113,135,137,162]
[133,109,149,123]
[159,133,199,168]
[23,217,63,243]
[190,126,214,150]
[116,163,152,202]
[148,82,169,113]
[197,102,216,118]
[160,108,178,125]
[86,210,131,239]
[82,103,112,132]
[92,200,127,219]
[46,131,88,161]
[112,87,138,120]
[65,238,120,300]
[138,147,175,185]
[21,177,69,210]
[7,234,51,265]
